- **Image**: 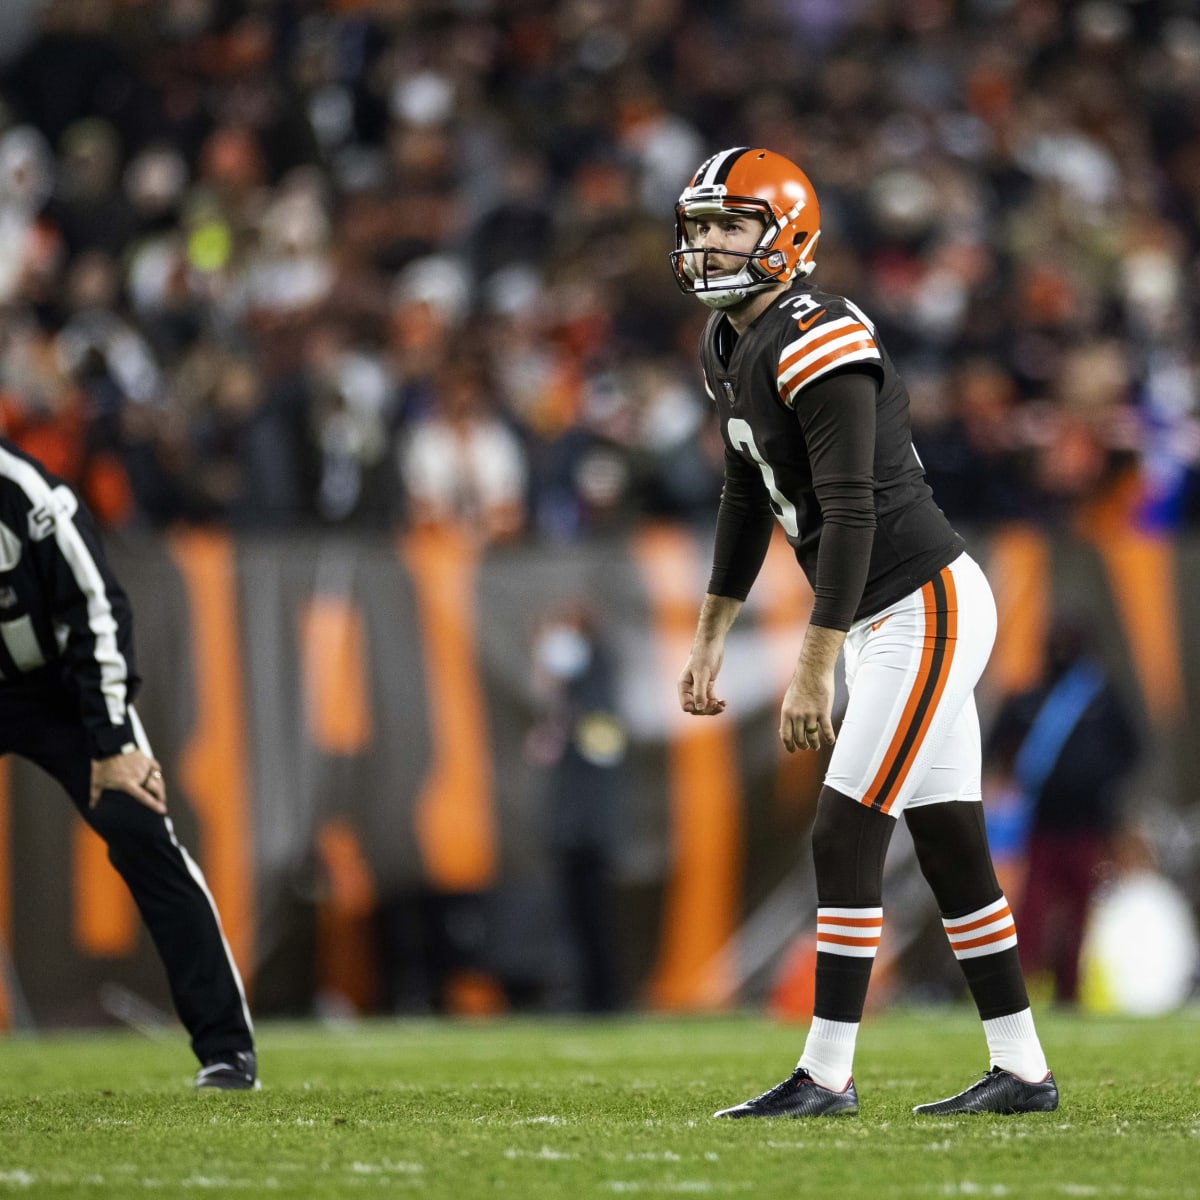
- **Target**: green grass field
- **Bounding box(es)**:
[1,1008,1198,1198]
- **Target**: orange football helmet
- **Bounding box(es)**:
[670,147,821,308]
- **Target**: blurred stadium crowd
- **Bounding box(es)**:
[1,0,1200,541]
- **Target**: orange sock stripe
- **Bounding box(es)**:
[950,925,1017,952]
[817,933,882,947]
[945,904,1012,934]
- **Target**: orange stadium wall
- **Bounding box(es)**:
[0,522,1194,1032]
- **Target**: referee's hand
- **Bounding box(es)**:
[90,748,168,815]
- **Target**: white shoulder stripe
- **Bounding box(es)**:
[779,331,879,389]
[787,348,881,397]
[699,147,744,188]
[778,316,863,360]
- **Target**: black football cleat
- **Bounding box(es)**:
[195,1050,260,1091]
[913,1067,1058,1115]
[714,1067,858,1119]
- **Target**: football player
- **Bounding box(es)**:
[672,147,1057,1117]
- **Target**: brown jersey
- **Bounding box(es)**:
[700,280,964,628]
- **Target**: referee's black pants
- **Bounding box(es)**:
[0,674,254,1063]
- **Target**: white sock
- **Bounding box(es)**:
[983,1008,1049,1081]
[798,1017,858,1090]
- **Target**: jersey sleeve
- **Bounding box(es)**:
[775,308,883,410]
[706,446,774,601]
[793,370,879,631]
[23,475,140,758]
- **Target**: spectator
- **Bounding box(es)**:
[186,351,304,527]
[987,614,1143,1007]
[398,355,527,545]
[49,117,136,258]
[0,125,56,307]
[526,602,628,1013]
[0,1,1195,536]
[299,325,398,528]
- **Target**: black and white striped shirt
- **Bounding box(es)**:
[0,437,139,757]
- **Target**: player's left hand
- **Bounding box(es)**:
[90,748,168,814]
[779,666,836,753]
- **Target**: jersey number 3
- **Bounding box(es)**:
[726,418,799,537]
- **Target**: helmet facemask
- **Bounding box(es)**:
[671,203,779,309]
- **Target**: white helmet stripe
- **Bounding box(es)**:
[697,146,748,188]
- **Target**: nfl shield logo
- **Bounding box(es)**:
[722,380,735,404]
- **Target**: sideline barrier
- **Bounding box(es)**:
[0,522,1188,1028]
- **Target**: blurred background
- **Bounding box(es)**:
[1,0,1199,1034]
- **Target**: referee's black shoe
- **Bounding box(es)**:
[714,1067,858,1119]
[195,1050,260,1091]
[913,1067,1058,1115]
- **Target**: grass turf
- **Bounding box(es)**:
[1,1008,1198,1198]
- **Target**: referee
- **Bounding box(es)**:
[0,436,258,1090]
